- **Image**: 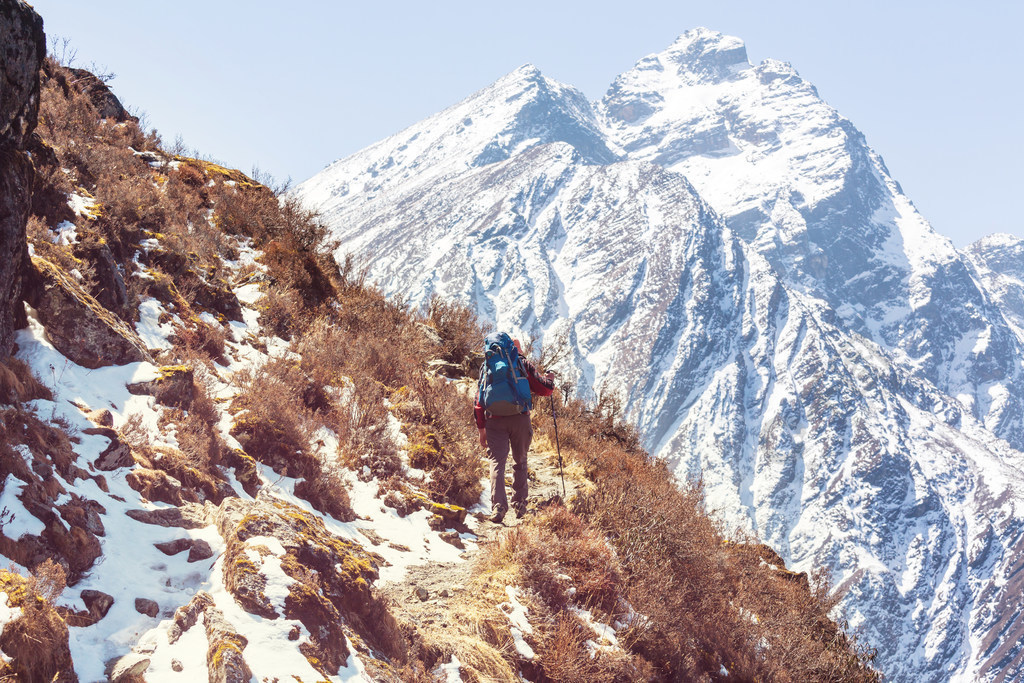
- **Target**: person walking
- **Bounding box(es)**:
[474,333,554,523]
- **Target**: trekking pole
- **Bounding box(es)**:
[550,395,567,500]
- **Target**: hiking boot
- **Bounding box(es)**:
[513,505,527,519]
[488,509,506,524]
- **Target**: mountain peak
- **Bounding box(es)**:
[663,28,749,82]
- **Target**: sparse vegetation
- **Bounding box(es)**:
[5,52,880,683]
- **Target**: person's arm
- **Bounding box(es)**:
[523,359,555,397]
[474,401,487,447]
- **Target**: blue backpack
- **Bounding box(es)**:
[478,332,532,416]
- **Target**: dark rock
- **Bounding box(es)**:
[25,257,151,368]
[67,68,137,123]
[125,468,195,506]
[415,586,429,601]
[57,498,106,537]
[288,625,301,641]
[187,539,214,562]
[27,133,74,227]
[80,589,114,620]
[134,598,159,618]
[171,659,183,672]
[127,365,195,409]
[106,652,150,682]
[439,531,465,550]
[91,428,133,470]
[72,230,129,317]
[0,0,44,359]
[154,538,192,556]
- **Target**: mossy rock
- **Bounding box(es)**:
[408,492,467,526]
[214,498,408,673]
[222,448,261,497]
[26,256,151,369]
[127,365,195,409]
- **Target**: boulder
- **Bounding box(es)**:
[167,591,214,645]
[127,365,195,408]
[134,598,159,618]
[126,502,214,529]
[106,652,150,682]
[80,589,114,620]
[26,257,151,369]
[0,0,45,358]
[125,468,195,506]
[86,408,114,427]
[83,426,133,470]
[154,538,193,556]
[187,538,214,562]
[215,497,403,674]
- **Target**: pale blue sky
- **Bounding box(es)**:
[28,1,1023,246]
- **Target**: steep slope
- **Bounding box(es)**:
[299,130,1024,680]
[296,41,1024,680]
[0,51,880,682]
[965,233,1024,333]
[296,64,616,234]
[597,28,1024,450]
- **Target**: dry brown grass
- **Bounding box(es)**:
[0,568,76,683]
[530,387,880,682]
[0,357,52,404]
[427,294,489,374]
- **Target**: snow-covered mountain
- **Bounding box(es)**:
[295,30,1024,682]
[598,29,1024,451]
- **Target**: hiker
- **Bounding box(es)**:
[475,332,554,523]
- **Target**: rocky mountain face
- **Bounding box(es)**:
[297,29,1024,681]
[597,29,1024,451]
[0,0,44,357]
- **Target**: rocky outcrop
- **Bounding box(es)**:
[127,365,195,408]
[0,0,45,357]
[67,67,137,123]
[216,497,409,676]
[25,256,152,368]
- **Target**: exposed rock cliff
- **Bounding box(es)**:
[0,0,45,357]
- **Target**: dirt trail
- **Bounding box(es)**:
[381,437,585,630]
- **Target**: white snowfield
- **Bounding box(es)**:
[296,28,1024,682]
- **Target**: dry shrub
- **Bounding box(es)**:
[294,464,355,523]
[555,417,879,681]
[170,317,228,365]
[427,295,489,372]
[259,286,306,340]
[0,569,76,683]
[0,357,52,404]
[467,508,649,682]
[27,558,67,604]
[403,373,482,508]
[171,371,223,472]
[538,613,651,683]
[231,357,319,479]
